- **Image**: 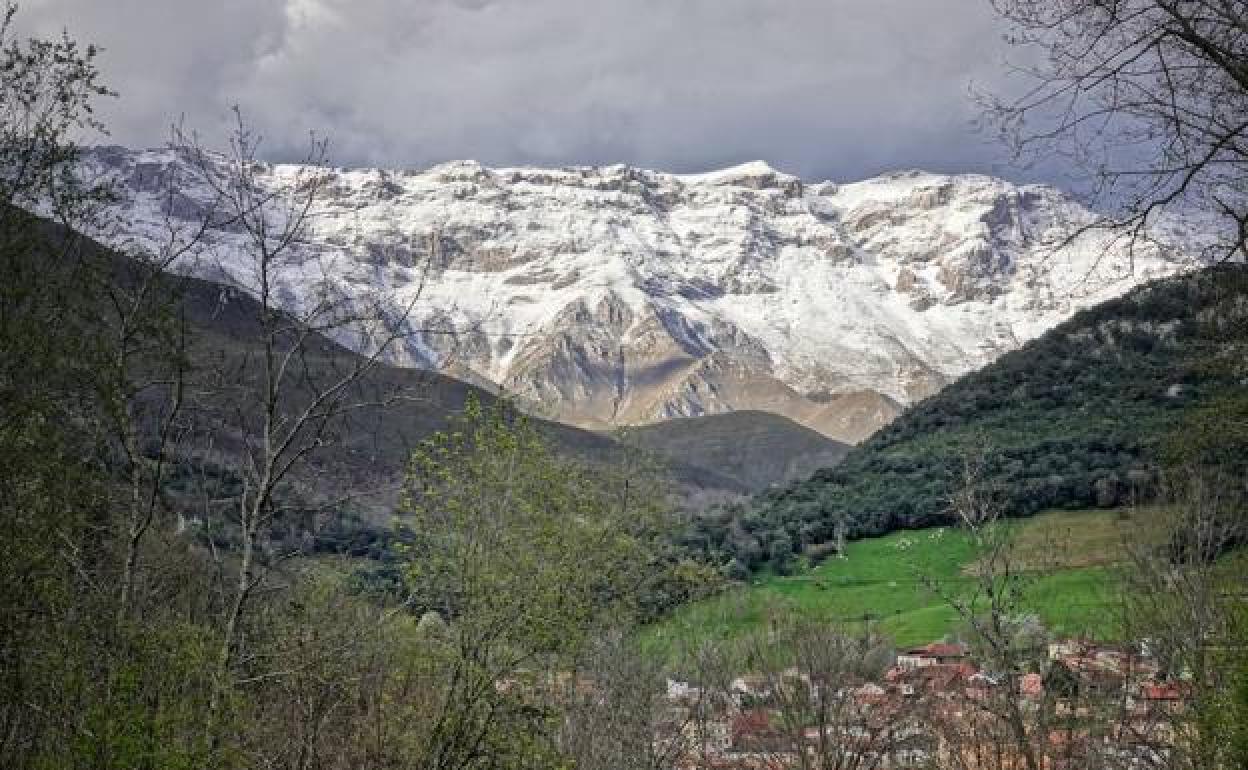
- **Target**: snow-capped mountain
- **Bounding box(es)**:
[80,147,1193,443]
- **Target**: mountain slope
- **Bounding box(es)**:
[622,411,851,492]
[79,148,1197,442]
[31,218,751,527]
[683,266,1248,571]
[175,269,752,505]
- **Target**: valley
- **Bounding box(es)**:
[5,145,1241,770]
[7,3,1248,768]
[40,173,1248,620]
[105,214,1247,644]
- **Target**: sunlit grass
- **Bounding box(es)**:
[643,508,1160,657]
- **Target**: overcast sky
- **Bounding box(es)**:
[21,0,1051,183]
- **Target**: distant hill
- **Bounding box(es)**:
[169,267,751,511]
[683,266,1248,573]
[21,219,751,557]
[622,411,850,493]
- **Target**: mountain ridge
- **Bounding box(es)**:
[78,147,1199,443]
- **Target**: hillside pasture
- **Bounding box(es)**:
[645,508,1170,655]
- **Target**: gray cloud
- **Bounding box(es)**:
[21,0,1042,182]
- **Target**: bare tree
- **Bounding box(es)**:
[166,111,437,746]
[0,2,112,228]
[923,461,1058,770]
[100,177,222,624]
[559,630,686,770]
[0,6,123,764]
[668,639,741,770]
[923,459,1190,770]
[1117,465,1248,770]
[985,1,1248,264]
[742,622,905,770]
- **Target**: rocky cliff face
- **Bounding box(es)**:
[81,148,1193,442]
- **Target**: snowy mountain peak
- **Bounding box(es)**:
[79,146,1197,442]
[677,160,797,187]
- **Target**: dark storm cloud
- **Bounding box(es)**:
[21,0,1040,181]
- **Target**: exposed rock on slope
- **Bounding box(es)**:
[82,149,1195,442]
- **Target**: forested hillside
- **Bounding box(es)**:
[682,266,1248,573]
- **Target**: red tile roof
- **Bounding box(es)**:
[1140,682,1186,701]
[904,642,967,658]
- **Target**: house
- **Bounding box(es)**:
[1132,681,1188,716]
[730,674,774,706]
[896,642,968,669]
[1045,728,1092,770]
[675,717,732,756]
[1048,638,1094,661]
[1049,639,1158,680]
[893,661,977,698]
[667,678,702,703]
[853,681,888,707]
[1108,716,1180,763]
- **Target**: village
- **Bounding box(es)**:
[641,637,1193,770]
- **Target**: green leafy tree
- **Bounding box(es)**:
[399,397,680,769]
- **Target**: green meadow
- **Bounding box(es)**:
[645,509,1157,655]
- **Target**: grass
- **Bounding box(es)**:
[643,508,1167,657]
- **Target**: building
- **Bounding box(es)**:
[896,642,968,669]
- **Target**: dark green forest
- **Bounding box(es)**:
[682,266,1248,574]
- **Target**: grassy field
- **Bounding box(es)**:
[644,508,1164,656]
